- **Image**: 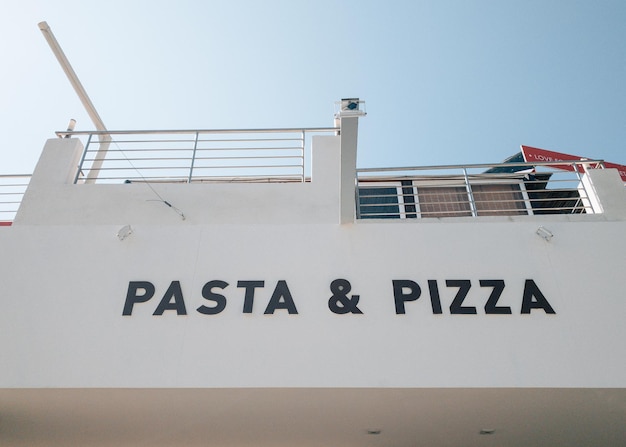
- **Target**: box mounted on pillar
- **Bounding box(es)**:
[334,98,367,119]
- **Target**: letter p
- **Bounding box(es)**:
[123,281,155,315]
[393,280,421,314]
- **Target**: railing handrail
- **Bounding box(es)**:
[357,159,606,174]
[56,127,339,137]
[0,174,33,178]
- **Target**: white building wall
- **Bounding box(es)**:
[14,135,343,225]
[1,136,625,390]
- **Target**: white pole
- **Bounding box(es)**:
[38,21,110,182]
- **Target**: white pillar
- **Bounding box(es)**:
[339,116,359,224]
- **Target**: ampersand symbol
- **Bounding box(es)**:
[328,279,363,314]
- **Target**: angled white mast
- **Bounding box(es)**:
[38,21,110,182]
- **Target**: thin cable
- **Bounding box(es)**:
[106,138,186,220]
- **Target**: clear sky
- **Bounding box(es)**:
[1,0,625,174]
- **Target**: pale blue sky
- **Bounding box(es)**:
[1,0,625,174]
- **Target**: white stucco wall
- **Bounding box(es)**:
[13,135,343,225]
[1,136,625,390]
[1,218,625,388]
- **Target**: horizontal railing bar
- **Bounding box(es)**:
[84,155,304,163]
[190,147,303,152]
[84,157,194,162]
[195,137,305,143]
[92,166,193,171]
[367,198,578,212]
[58,127,338,136]
[81,175,190,181]
[90,174,306,182]
[85,146,305,153]
[92,164,303,171]
[360,207,534,213]
[358,177,587,184]
[135,175,304,181]
[90,137,305,145]
[357,159,605,173]
[107,138,196,144]
[190,164,302,169]
[359,194,585,203]
[85,147,195,152]
[190,177,305,181]
[359,173,531,179]
[192,155,303,161]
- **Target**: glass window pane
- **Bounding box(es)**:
[358,187,401,219]
[417,186,472,217]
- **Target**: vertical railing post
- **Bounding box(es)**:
[572,161,584,182]
[572,161,591,214]
[300,130,305,182]
[355,173,362,219]
[463,167,478,217]
[74,133,93,184]
[188,131,200,183]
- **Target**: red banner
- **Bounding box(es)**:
[521,145,626,182]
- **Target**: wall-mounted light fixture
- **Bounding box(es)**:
[117,224,133,241]
[536,226,553,241]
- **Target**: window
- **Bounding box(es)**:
[357,179,533,219]
[472,183,528,216]
[416,186,472,218]
[357,181,417,219]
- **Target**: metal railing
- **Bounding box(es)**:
[0,174,31,224]
[58,128,338,184]
[356,160,605,219]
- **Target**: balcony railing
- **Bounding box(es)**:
[0,174,31,224]
[356,160,606,219]
[1,137,614,223]
[59,128,338,184]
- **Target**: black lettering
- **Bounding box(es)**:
[447,279,475,314]
[237,280,265,313]
[123,281,155,315]
[328,279,362,314]
[481,279,511,314]
[393,280,421,314]
[427,280,443,314]
[521,279,555,314]
[264,280,298,314]
[153,281,187,315]
[197,280,228,315]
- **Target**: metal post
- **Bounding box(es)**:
[300,130,305,182]
[572,162,589,213]
[355,174,362,219]
[188,132,200,183]
[463,168,478,217]
[74,133,93,184]
[38,21,110,183]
